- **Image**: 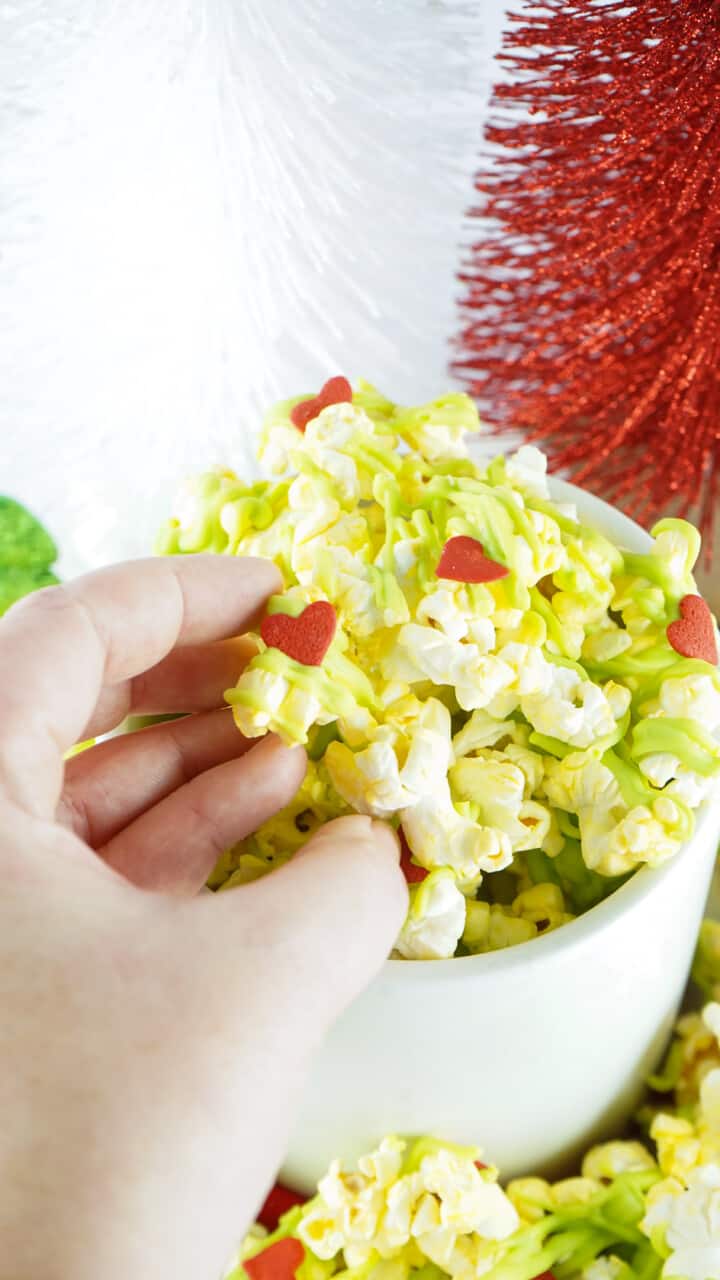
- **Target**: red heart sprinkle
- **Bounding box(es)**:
[290,376,353,432]
[399,826,429,884]
[258,1183,306,1233]
[436,536,509,584]
[474,1161,488,1171]
[667,594,718,665]
[261,601,337,667]
[244,1238,305,1280]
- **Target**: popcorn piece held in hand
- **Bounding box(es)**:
[395,870,466,960]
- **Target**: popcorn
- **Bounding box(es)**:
[395,871,467,961]
[462,902,537,954]
[325,734,419,818]
[511,883,573,932]
[295,1138,518,1278]
[233,1123,668,1280]
[543,753,622,814]
[229,668,293,736]
[522,668,628,749]
[642,1166,720,1280]
[582,1259,625,1280]
[504,1176,554,1224]
[416,586,496,650]
[452,711,529,756]
[382,624,516,714]
[223,986,720,1280]
[401,792,513,887]
[504,444,550,500]
[158,377,720,958]
[582,1140,657,1181]
[659,673,720,728]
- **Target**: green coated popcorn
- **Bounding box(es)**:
[158,377,720,958]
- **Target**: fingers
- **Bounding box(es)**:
[0,555,280,819]
[99,734,306,895]
[58,708,256,849]
[82,635,258,739]
[211,815,407,1023]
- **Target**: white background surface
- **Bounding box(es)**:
[0,1,507,578]
[2,2,717,606]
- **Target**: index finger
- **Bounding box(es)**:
[0,554,281,819]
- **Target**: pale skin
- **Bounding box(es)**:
[0,554,407,1280]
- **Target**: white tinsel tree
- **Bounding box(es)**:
[0,1,505,576]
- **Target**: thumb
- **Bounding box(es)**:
[214,814,408,1027]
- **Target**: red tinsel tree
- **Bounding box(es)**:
[455,0,720,557]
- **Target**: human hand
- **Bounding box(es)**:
[0,555,407,1280]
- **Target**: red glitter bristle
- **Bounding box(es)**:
[454,0,720,560]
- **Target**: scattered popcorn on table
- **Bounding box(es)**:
[220,986,720,1280]
[157,377,720,957]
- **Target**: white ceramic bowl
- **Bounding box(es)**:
[282,479,720,1193]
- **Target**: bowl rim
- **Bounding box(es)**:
[384,472,720,980]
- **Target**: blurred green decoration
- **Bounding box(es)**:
[0,496,60,615]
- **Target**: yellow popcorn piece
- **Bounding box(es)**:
[452,711,529,757]
[230,668,294,738]
[651,1114,703,1183]
[549,1177,602,1207]
[543,753,622,817]
[582,1141,657,1181]
[326,734,418,819]
[511,883,574,933]
[505,1176,553,1225]
[461,899,492,951]
[522,668,627,750]
[395,870,467,961]
[463,904,537,954]
[504,444,551,500]
[219,856,272,890]
[582,1258,625,1280]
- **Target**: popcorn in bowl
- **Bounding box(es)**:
[157,377,720,958]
